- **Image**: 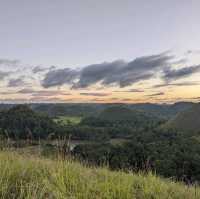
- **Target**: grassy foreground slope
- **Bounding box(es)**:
[0,152,200,199]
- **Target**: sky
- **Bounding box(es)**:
[0,0,200,104]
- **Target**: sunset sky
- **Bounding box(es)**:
[0,0,200,103]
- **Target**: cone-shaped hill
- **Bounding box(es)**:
[165,103,200,134]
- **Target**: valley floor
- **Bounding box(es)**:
[0,151,200,199]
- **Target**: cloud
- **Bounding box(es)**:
[129,89,144,92]
[120,98,133,101]
[32,66,56,74]
[153,81,200,88]
[32,90,71,97]
[113,89,144,93]
[77,52,173,88]
[7,78,26,87]
[42,52,174,89]
[163,65,200,82]
[18,88,35,94]
[79,92,110,96]
[0,71,10,79]
[0,91,15,95]
[0,59,20,67]
[32,66,47,74]
[109,97,120,101]
[18,88,71,97]
[186,50,200,55]
[74,60,126,88]
[29,96,67,102]
[42,68,79,88]
[147,92,165,97]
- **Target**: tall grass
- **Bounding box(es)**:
[0,151,200,199]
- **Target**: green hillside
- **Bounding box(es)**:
[165,103,200,134]
[99,106,154,122]
[129,102,194,119]
[0,151,200,199]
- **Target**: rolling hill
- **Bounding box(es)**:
[129,102,194,119]
[98,106,153,122]
[165,103,200,134]
[98,105,158,124]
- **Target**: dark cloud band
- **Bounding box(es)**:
[42,52,175,89]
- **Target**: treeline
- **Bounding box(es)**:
[0,105,59,139]
[73,129,200,183]
[0,105,134,141]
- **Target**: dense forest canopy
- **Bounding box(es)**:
[0,105,58,139]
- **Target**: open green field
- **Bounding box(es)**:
[54,116,82,125]
[0,151,200,199]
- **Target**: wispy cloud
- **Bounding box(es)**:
[80,92,110,96]
[146,92,165,97]
[7,78,27,87]
[153,81,200,88]
[29,96,67,102]
[113,89,144,93]
[18,88,71,97]
[18,88,35,94]
[163,65,200,82]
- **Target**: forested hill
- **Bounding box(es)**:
[129,102,194,119]
[0,105,57,139]
[80,106,162,132]
[98,106,151,121]
[165,103,200,134]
